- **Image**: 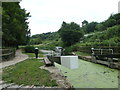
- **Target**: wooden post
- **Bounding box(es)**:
[91,55,97,63]
[108,58,113,68]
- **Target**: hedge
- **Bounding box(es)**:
[24,45,35,53]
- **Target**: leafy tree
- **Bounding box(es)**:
[81,25,120,46]
[31,32,60,41]
[113,13,120,25]
[59,21,83,46]
[105,25,120,39]
[83,22,98,33]
[2,2,30,48]
[95,23,105,31]
[103,13,120,28]
[82,20,88,27]
[104,19,116,27]
[29,38,42,45]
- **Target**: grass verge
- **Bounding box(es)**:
[75,51,90,56]
[2,53,57,87]
[26,52,44,58]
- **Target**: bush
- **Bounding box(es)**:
[24,46,35,53]
[63,45,80,55]
[64,48,71,55]
[64,47,73,55]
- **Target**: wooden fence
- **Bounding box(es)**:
[0,48,16,62]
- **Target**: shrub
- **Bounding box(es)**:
[64,47,73,55]
[24,46,35,53]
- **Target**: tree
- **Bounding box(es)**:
[84,22,98,33]
[59,22,83,46]
[2,2,31,48]
[112,13,120,25]
[95,23,105,31]
[104,19,116,27]
[103,13,120,28]
[29,38,42,45]
[82,20,88,27]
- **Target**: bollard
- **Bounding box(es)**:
[35,48,38,58]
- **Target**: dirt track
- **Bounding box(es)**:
[0,49,28,69]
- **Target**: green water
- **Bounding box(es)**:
[55,59,119,88]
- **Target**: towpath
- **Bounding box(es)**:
[0,49,28,69]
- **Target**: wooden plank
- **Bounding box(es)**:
[96,54,120,58]
[43,57,52,66]
[44,57,51,64]
[0,83,15,89]
[7,84,20,90]
[18,86,31,90]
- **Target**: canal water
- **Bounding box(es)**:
[55,59,119,88]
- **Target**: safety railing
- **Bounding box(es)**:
[91,48,113,55]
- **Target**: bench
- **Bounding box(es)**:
[43,57,53,66]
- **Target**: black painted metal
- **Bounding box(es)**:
[94,54,120,58]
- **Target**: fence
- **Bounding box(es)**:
[0,48,16,62]
[78,46,120,54]
[91,48,113,55]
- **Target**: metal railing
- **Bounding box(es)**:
[91,48,113,55]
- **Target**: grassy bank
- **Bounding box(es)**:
[2,53,57,87]
[74,51,90,56]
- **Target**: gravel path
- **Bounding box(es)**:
[0,49,28,69]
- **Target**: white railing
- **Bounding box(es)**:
[91,48,113,55]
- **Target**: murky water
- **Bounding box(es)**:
[55,59,119,88]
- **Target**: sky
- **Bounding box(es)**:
[19,0,119,35]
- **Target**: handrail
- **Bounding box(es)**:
[0,52,15,57]
[1,48,16,62]
[91,48,113,55]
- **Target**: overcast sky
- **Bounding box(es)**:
[20,0,119,35]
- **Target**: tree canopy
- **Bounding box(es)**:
[82,22,98,33]
[58,21,83,46]
[82,20,88,27]
[2,2,31,48]
[81,13,120,34]
[29,13,120,48]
